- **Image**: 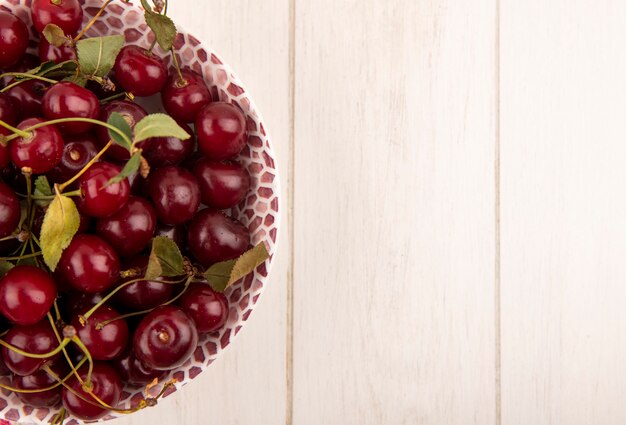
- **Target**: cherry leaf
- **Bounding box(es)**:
[107,112,133,151]
[204,243,270,292]
[34,175,53,207]
[40,194,80,272]
[0,260,14,279]
[76,35,124,78]
[140,0,177,51]
[43,24,69,47]
[107,152,142,185]
[133,113,191,143]
[145,236,184,280]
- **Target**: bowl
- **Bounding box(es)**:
[0,1,280,423]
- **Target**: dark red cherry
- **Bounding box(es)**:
[2,320,59,376]
[0,182,20,238]
[161,69,211,123]
[95,100,147,161]
[12,362,66,407]
[5,79,48,121]
[0,11,29,68]
[187,210,250,266]
[38,37,76,64]
[193,159,251,209]
[147,166,200,225]
[155,223,186,251]
[58,234,120,294]
[133,305,198,370]
[179,283,229,333]
[113,46,167,97]
[0,93,16,168]
[42,81,100,134]
[1,54,39,88]
[0,265,57,326]
[31,0,83,36]
[47,133,99,184]
[62,362,122,420]
[10,117,64,174]
[195,102,248,160]
[142,122,195,167]
[113,349,167,386]
[77,162,130,218]
[96,197,156,257]
[62,291,104,318]
[114,256,175,311]
[71,305,128,361]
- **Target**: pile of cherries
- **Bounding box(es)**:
[0,0,255,422]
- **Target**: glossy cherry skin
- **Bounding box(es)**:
[114,46,167,97]
[188,210,250,266]
[12,363,66,407]
[31,0,83,35]
[195,103,248,160]
[114,256,175,311]
[38,37,76,63]
[62,291,104,319]
[62,362,122,420]
[43,82,100,134]
[179,283,229,333]
[0,11,29,68]
[2,321,59,376]
[0,182,20,238]
[96,197,156,257]
[0,266,57,326]
[10,117,64,174]
[155,223,186,251]
[0,93,16,168]
[58,234,121,294]
[113,349,167,386]
[193,159,251,209]
[148,166,200,225]
[161,69,211,123]
[133,305,198,370]
[96,100,147,161]
[71,305,129,361]
[142,122,195,168]
[47,133,99,184]
[5,80,48,120]
[77,162,130,218]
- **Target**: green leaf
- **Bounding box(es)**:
[107,112,133,151]
[40,195,80,271]
[0,260,14,279]
[34,175,53,207]
[76,35,125,78]
[133,113,191,143]
[140,0,177,51]
[204,243,270,292]
[107,152,141,185]
[43,24,68,47]
[145,236,184,280]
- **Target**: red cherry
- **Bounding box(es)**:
[10,117,64,174]
[2,320,59,376]
[193,159,251,209]
[195,102,248,160]
[0,11,29,68]
[187,210,250,266]
[71,305,128,361]
[5,79,48,121]
[58,234,120,294]
[113,349,167,386]
[147,166,200,225]
[96,197,156,257]
[77,162,130,218]
[113,46,167,97]
[142,122,195,167]
[0,265,57,326]
[47,133,99,184]
[0,182,20,238]
[161,69,211,123]
[31,0,84,36]
[114,256,175,311]
[179,283,229,333]
[95,100,147,161]
[42,82,100,134]
[38,37,76,64]
[12,362,66,407]
[0,93,16,168]
[62,362,122,420]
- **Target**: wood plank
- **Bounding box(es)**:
[500,2,626,424]
[292,1,497,423]
[115,1,291,424]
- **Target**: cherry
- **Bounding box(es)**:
[114,46,167,97]
[5,79,48,121]
[0,266,57,326]
[0,94,16,168]
[12,362,66,407]
[10,117,64,174]
[2,320,59,376]
[62,291,104,318]
[42,81,100,134]
[147,166,200,225]
[0,12,29,68]
[95,100,147,161]
[77,162,130,218]
[142,122,195,167]
[0,182,20,238]
[187,210,250,266]
[114,256,175,311]
[133,305,198,370]
[71,305,128,361]
[95,196,156,257]
[31,0,84,36]
[62,361,122,421]
[155,223,186,251]
[193,159,251,209]
[1,54,40,88]
[179,283,229,333]
[58,234,120,294]
[195,102,248,160]
[47,133,99,184]
[113,349,167,386]
[38,37,76,64]
[161,69,211,123]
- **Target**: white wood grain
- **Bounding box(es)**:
[292,1,497,424]
[500,1,626,424]
[113,1,291,424]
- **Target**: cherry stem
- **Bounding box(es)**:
[47,313,85,386]
[74,0,113,41]
[0,357,87,395]
[71,336,94,387]
[170,48,186,85]
[99,91,132,104]
[0,235,17,242]
[51,407,66,425]
[0,73,57,92]
[0,335,70,359]
[0,120,30,139]
[147,38,158,54]
[59,141,112,192]
[0,251,42,261]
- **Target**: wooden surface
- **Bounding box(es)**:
[113,0,626,424]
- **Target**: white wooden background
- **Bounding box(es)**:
[111,0,626,424]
